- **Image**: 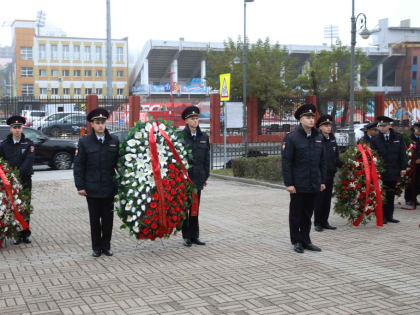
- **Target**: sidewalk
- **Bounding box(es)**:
[1,178,420,314]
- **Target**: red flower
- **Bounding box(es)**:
[169,164,176,170]
[146,209,153,217]
[163,178,169,186]
[144,218,151,225]
[170,189,176,195]
[169,173,175,178]
[166,185,171,191]
[151,222,158,230]
[170,180,175,186]
[172,215,178,221]
[143,228,150,235]
[168,195,173,202]
[165,204,170,210]
[150,202,157,209]
[152,214,159,221]
[175,176,181,183]
[153,193,159,200]
[139,234,145,239]
[180,183,185,189]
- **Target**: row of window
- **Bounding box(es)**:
[21,67,125,78]
[20,46,125,62]
[21,84,124,96]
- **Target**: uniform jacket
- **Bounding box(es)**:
[371,129,408,182]
[73,129,119,198]
[182,125,210,190]
[0,133,35,185]
[358,133,374,147]
[282,125,327,193]
[322,133,343,177]
[410,133,420,159]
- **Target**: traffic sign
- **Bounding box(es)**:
[220,73,231,101]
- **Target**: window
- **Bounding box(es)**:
[85,88,92,95]
[63,45,70,60]
[84,46,91,60]
[95,46,102,61]
[22,84,34,96]
[117,47,123,62]
[21,67,33,77]
[413,71,417,80]
[39,69,47,76]
[51,45,58,60]
[63,88,70,95]
[39,44,46,59]
[116,70,124,77]
[62,69,70,77]
[52,69,59,77]
[95,88,103,95]
[74,69,81,76]
[40,88,47,95]
[74,45,80,60]
[74,88,81,95]
[20,47,33,60]
[96,70,103,77]
[51,88,59,95]
[85,70,92,77]
[117,88,124,96]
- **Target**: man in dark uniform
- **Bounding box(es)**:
[404,122,420,205]
[358,121,379,146]
[371,116,408,224]
[314,114,342,232]
[0,115,35,244]
[181,105,210,247]
[282,104,327,254]
[73,108,119,257]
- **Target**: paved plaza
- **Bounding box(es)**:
[1,175,420,315]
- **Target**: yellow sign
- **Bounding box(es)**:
[220,73,231,101]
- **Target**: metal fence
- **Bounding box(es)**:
[210,142,282,169]
[0,96,129,139]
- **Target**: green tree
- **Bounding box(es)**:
[296,41,371,126]
[206,37,299,125]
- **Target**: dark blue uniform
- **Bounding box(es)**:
[405,133,420,204]
[314,133,342,228]
[371,129,408,221]
[358,133,374,147]
[282,125,327,246]
[181,125,210,241]
[0,133,35,239]
[73,130,119,252]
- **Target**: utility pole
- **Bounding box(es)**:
[106,0,113,98]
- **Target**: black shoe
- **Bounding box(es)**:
[92,250,102,257]
[322,224,337,230]
[22,237,31,244]
[388,218,400,223]
[406,201,413,206]
[383,219,388,224]
[102,249,113,256]
[303,243,322,252]
[191,238,206,245]
[13,238,22,245]
[294,242,304,254]
[183,239,192,247]
[314,225,323,232]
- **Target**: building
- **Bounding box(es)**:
[11,20,128,98]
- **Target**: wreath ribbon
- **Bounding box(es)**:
[148,123,200,233]
[353,144,383,227]
[0,164,29,248]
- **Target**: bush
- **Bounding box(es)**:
[232,155,282,182]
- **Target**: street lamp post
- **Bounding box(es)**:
[349,0,371,146]
[243,0,254,156]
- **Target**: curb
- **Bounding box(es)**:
[210,173,286,190]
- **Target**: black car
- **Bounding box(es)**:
[0,125,77,170]
[41,113,87,137]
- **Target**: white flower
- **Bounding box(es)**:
[125,203,132,211]
[133,226,139,233]
[158,124,166,131]
[141,194,146,200]
[145,123,152,132]
[147,197,151,203]
[127,215,132,222]
[134,132,142,139]
[125,154,133,162]
[127,139,136,147]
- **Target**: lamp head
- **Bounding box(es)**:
[234,56,241,64]
[359,27,371,40]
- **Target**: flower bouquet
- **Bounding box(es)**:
[395,142,416,197]
[115,119,197,241]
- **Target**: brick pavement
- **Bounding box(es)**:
[1,178,420,314]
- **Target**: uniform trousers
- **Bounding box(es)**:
[86,197,114,251]
[182,190,201,240]
[19,178,32,239]
[383,181,397,220]
[314,175,334,227]
[289,192,316,245]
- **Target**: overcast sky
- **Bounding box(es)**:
[1,0,418,58]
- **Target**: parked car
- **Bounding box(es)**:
[0,125,77,169]
[111,130,129,142]
[41,113,87,137]
[21,110,46,127]
[32,111,84,131]
[335,123,366,149]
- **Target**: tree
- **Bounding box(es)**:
[296,41,371,126]
[206,37,299,126]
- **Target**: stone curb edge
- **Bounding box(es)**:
[210,173,286,190]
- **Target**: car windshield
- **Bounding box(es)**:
[32,112,46,117]
[23,128,46,142]
[46,113,69,121]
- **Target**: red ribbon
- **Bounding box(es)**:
[148,122,200,233]
[353,145,383,227]
[0,164,29,248]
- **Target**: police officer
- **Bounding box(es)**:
[0,115,35,244]
[181,105,210,247]
[314,114,342,232]
[371,116,408,224]
[282,104,327,254]
[404,122,420,205]
[358,122,379,146]
[73,108,119,257]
